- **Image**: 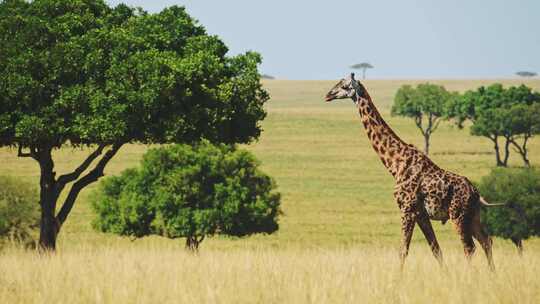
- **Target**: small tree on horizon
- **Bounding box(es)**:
[91,142,281,251]
[350,62,374,79]
[391,84,455,155]
[516,71,537,78]
[0,1,269,251]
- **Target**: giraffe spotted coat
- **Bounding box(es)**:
[325,74,495,270]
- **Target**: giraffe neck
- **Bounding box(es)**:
[353,89,413,178]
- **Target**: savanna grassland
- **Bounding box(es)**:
[1,79,540,303]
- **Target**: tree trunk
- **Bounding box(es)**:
[502,137,511,167]
[185,235,205,252]
[362,68,366,80]
[424,132,430,155]
[39,203,58,251]
[492,136,505,167]
[511,137,531,168]
[520,152,531,168]
[185,236,199,252]
[511,238,523,256]
[31,143,122,251]
[37,148,59,251]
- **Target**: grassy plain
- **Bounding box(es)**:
[1,78,540,303]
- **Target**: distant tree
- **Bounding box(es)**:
[350,62,374,79]
[451,84,540,167]
[478,168,540,254]
[516,71,537,78]
[0,1,269,251]
[91,142,281,251]
[261,74,275,80]
[506,103,540,167]
[0,176,39,247]
[391,84,456,155]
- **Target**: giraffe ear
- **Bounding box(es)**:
[350,73,355,80]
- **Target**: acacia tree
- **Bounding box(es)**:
[350,62,373,79]
[452,84,540,167]
[91,142,281,251]
[391,84,455,155]
[0,0,269,250]
[516,71,537,78]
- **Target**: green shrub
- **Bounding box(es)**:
[0,176,39,247]
[478,168,540,253]
[91,141,281,250]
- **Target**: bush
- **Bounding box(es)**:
[478,168,540,253]
[91,141,281,250]
[0,176,39,247]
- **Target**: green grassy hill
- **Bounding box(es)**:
[1,79,539,249]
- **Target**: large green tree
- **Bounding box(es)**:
[452,84,540,167]
[391,83,455,155]
[0,0,269,250]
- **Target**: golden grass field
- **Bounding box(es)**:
[1,79,540,303]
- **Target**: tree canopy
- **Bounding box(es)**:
[516,71,537,78]
[0,0,269,250]
[451,84,540,167]
[391,83,456,154]
[478,168,540,253]
[91,142,281,250]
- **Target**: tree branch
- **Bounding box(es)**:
[56,142,124,226]
[414,116,427,136]
[509,134,531,167]
[17,144,37,159]
[431,117,442,133]
[56,144,106,191]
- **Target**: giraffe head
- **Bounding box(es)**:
[325,73,363,103]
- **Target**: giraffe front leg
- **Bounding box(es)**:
[394,182,421,271]
[416,212,443,266]
[399,209,416,271]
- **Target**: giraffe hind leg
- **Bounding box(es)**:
[454,216,476,261]
[471,209,495,271]
[417,212,443,266]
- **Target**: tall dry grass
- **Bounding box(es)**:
[1,241,538,303]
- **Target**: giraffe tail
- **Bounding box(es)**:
[479,196,506,207]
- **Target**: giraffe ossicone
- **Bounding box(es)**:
[325,75,499,270]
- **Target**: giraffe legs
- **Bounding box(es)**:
[394,180,421,271]
[416,212,443,266]
[454,217,476,261]
[399,211,416,270]
[471,209,495,271]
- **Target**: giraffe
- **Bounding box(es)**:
[325,73,502,270]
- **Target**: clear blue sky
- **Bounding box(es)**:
[107,0,540,80]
